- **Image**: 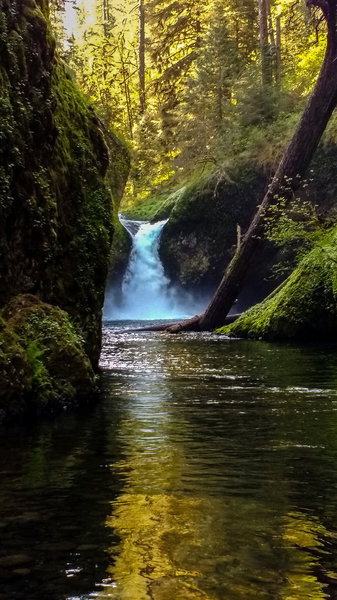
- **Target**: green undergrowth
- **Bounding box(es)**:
[122,187,187,221]
[217,227,337,341]
[0,315,31,422]
[125,97,337,224]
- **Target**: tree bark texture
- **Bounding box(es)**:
[275,14,281,86]
[258,0,272,85]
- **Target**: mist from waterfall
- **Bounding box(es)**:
[103,218,205,321]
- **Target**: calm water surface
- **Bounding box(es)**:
[1,323,337,599]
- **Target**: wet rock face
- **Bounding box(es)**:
[0,0,129,373]
[0,1,129,420]
[159,169,266,290]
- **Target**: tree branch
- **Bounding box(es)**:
[306,0,329,19]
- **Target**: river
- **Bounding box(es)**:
[1,324,337,599]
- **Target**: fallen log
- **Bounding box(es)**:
[165,314,201,333]
[123,313,241,333]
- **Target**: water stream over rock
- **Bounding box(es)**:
[104,218,205,321]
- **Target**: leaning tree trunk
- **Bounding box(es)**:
[166,0,337,333]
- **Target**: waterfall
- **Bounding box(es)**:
[104,218,203,321]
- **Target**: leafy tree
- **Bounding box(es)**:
[173,3,240,172]
[198,0,337,330]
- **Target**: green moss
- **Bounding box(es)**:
[217,228,337,341]
[123,189,178,221]
[2,295,96,418]
[107,211,131,276]
[0,1,130,422]
[158,167,266,288]
[0,0,129,372]
[0,315,31,422]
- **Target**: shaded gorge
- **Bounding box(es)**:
[1,328,337,599]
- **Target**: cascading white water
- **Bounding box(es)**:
[104,218,204,321]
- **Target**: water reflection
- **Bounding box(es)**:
[97,329,337,600]
[1,329,337,599]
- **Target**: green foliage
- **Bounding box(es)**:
[173,3,240,173]
[25,340,51,399]
[0,316,31,422]
[263,178,325,276]
[58,0,331,211]
[124,188,182,220]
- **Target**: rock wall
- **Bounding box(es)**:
[158,167,267,289]
[0,0,129,422]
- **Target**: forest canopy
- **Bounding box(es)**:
[49,0,332,210]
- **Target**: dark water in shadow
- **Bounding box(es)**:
[2,323,337,599]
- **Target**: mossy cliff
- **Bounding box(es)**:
[217,226,337,341]
[158,168,266,289]
[0,0,129,422]
[122,140,336,298]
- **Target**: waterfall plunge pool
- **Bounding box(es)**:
[1,330,337,599]
[2,221,337,599]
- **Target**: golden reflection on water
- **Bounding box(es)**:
[106,493,216,600]
[103,488,333,600]
[96,334,337,600]
[104,490,331,600]
[280,512,329,600]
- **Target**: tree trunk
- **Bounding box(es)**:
[200,5,337,330]
[275,14,281,86]
[258,0,272,86]
[167,1,337,333]
[138,0,146,114]
[102,0,108,38]
[118,42,134,138]
[125,314,241,334]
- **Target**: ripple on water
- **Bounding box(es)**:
[1,328,337,600]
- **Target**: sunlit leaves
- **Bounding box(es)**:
[51,0,334,205]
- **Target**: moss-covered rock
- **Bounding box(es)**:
[105,214,132,295]
[0,0,129,422]
[0,294,96,424]
[0,315,31,423]
[217,227,337,340]
[128,141,337,298]
[0,0,129,377]
[158,168,266,289]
